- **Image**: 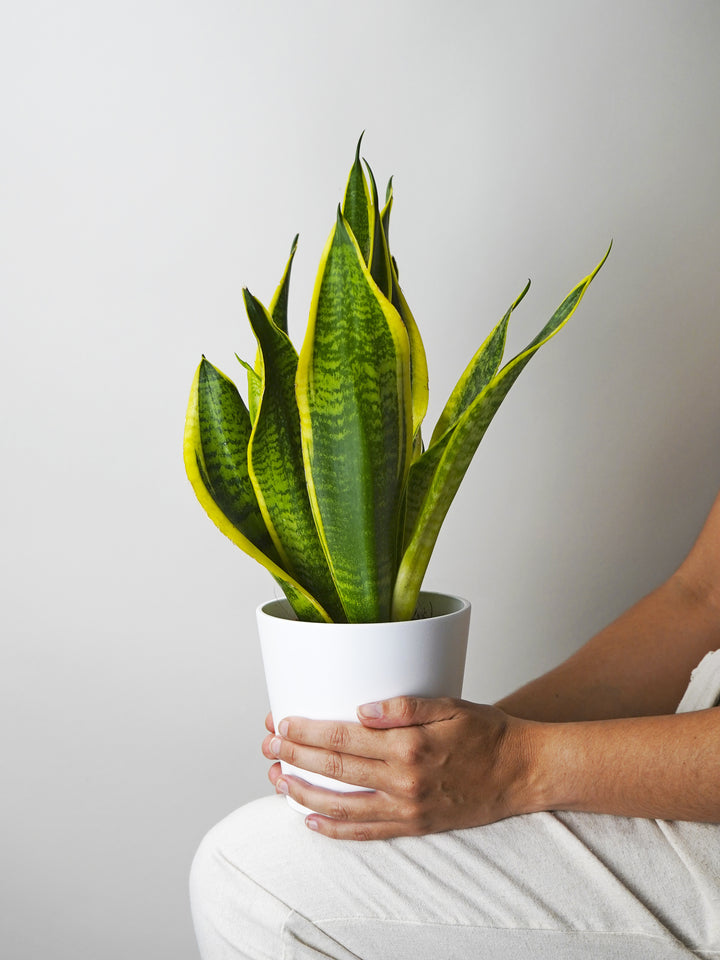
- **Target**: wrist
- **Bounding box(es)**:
[507,718,581,815]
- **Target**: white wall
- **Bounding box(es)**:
[2,1,719,957]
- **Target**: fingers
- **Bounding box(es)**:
[305,816,426,841]
[357,696,462,728]
[274,776,429,840]
[262,729,390,789]
[262,699,463,785]
[273,715,391,760]
[266,698,462,763]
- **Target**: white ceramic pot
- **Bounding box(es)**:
[257,591,470,813]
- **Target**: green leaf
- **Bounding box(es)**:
[381,179,429,442]
[392,244,612,620]
[243,289,346,622]
[297,210,413,622]
[341,133,372,264]
[401,276,526,553]
[269,233,299,335]
[184,358,332,622]
[365,160,393,299]
[430,280,530,446]
[236,353,260,388]
[248,236,299,422]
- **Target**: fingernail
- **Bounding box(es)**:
[358,701,383,718]
[269,737,282,756]
[278,719,289,736]
[305,817,319,831]
[276,778,288,795]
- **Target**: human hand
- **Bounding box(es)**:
[262,697,540,840]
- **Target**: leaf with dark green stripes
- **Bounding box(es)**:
[297,210,413,622]
[341,134,372,264]
[243,290,346,622]
[365,160,393,299]
[430,280,530,445]
[269,234,298,335]
[184,357,332,622]
[392,245,611,620]
[236,353,261,391]
[248,236,299,422]
[381,180,429,441]
[400,285,527,547]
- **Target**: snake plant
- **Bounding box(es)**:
[184,138,609,623]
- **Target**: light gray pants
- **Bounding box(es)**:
[189,653,720,959]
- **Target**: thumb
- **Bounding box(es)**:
[357,695,460,728]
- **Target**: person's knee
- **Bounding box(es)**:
[190,797,299,957]
[188,818,220,917]
[190,798,272,907]
[189,812,231,943]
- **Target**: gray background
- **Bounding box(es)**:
[2,1,719,957]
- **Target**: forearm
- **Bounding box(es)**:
[517,707,720,822]
[497,571,720,722]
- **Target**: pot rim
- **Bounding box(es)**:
[257,589,470,626]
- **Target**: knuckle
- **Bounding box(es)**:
[289,779,307,803]
[351,825,374,842]
[323,751,344,779]
[327,724,349,751]
[439,696,459,710]
[399,796,420,820]
[327,800,351,821]
[398,797,430,832]
[409,813,432,836]
[396,696,419,722]
[394,729,426,766]
[396,772,423,800]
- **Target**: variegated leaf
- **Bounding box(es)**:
[244,290,345,622]
[184,357,332,622]
[341,133,373,264]
[392,245,611,620]
[248,235,299,421]
[430,280,530,445]
[297,211,413,622]
[381,179,430,443]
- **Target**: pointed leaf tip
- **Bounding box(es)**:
[355,131,365,161]
[335,206,351,238]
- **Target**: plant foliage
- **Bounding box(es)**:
[184,137,610,622]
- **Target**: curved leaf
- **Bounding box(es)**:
[297,210,413,622]
[341,133,372,264]
[244,290,345,622]
[269,233,299,335]
[401,273,526,552]
[381,180,430,443]
[184,358,332,622]
[392,245,612,620]
[248,235,299,421]
[429,280,530,445]
[365,160,393,299]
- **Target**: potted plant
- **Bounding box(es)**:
[184,137,609,808]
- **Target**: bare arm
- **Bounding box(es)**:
[263,492,720,839]
[497,491,720,721]
[525,707,720,822]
